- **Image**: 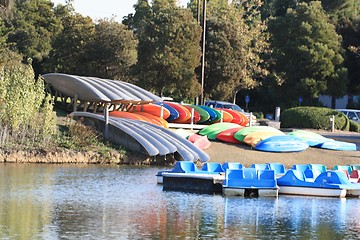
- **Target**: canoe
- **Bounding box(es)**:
[174,128,192,139]
[70,112,160,156]
[133,112,169,128]
[43,73,111,102]
[43,73,162,103]
[199,122,241,140]
[234,126,283,142]
[137,121,211,162]
[189,105,211,123]
[131,104,171,119]
[117,119,197,162]
[243,131,285,147]
[164,102,191,123]
[254,135,309,152]
[320,140,357,151]
[155,102,179,121]
[183,105,201,124]
[196,105,221,123]
[215,108,234,122]
[216,127,243,143]
[288,130,333,147]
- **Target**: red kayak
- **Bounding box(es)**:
[183,105,201,124]
[216,127,243,144]
[188,133,211,150]
[165,102,191,123]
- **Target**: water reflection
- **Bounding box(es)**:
[0,164,360,239]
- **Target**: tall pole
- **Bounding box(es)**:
[197,0,201,23]
[200,0,207,105]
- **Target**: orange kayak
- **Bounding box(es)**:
[133,112,169,128]
[109,111,148,121]
[131,103,170,119]
[215,108,234,123]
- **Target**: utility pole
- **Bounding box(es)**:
[200,0,207,105]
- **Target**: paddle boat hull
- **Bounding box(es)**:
[162,172,224,194]
[278,186,346,198]
[277,169,360,198]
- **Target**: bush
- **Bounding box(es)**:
[349,120,360,133]
[281,107,349,131]
[0,60,57,149]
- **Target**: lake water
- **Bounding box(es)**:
[1,164,360,239]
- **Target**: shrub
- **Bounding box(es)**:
[349,120,360,133]
[0,61,57,149]
[281,107,349,131]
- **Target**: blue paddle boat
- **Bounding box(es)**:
[222,168,278,197]
[159,161,225,193]
[277,169,360,198]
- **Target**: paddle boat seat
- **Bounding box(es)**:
[333,165,352,175]
[267,163,286,175]
[201,162,225,173]
[335,169,350,179]
[309,164,327,173]
[314,171,351,185]
[222,162,243,171]
[349,170,360,183]
[304,169,322,182]
[250,163,270,171]
[172,161,199,173]
[351,165,360,171]
[291,164,310,173]
[224,168,277,188]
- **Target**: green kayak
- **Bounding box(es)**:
[234,126,283,142]
[199,122,240,140]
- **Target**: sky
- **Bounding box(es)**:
[51,0,189,23]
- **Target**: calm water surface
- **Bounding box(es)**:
[1,164,360,239]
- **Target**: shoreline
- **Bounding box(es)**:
[1,129,359,168]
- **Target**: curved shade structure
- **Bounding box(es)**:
[43,73,162,103]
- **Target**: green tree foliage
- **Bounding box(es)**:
[268,2,347,107]
[48,6,137,81]
[6,0,61,75]
[0,59,57,148]
[46,10,95,75]
[86,19,138,81]
[344,20,360,94]
[200,0,269,101]
[127,0,202,99]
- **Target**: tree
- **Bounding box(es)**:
[200,0,269,101]
[6,0,61,75]
[46,11,95,75]
[127,0,202,100]
[86,19,138,81]
[268,2,347,108]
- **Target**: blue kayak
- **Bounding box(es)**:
[320,140,357,151]
[255,135,309,152]
[155,102,179,121]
